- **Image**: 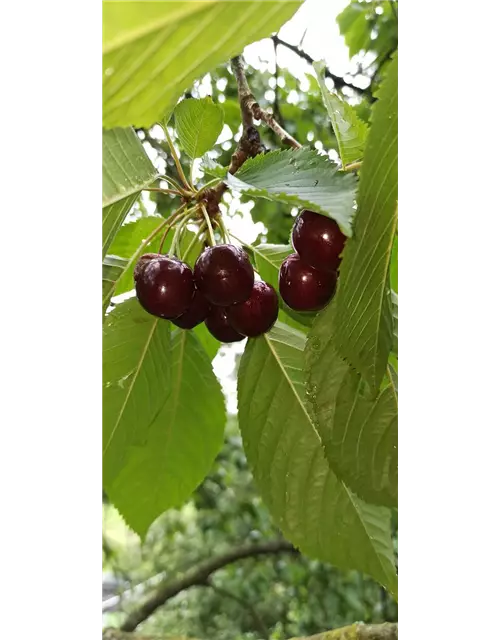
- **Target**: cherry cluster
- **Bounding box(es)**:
[134,244,279,343]
[279,209,347,312]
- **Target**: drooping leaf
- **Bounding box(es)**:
[174,98,224,159]
[226,148,357,237]
[103,299,225,537]
[102,127,158,256]
[305,302,398,508]
[313,61,368,167]
[330,54,398,391]
[238,322,397,595]
[391,291,398,356]
[103,255,128,317]
[108,217,203,296]
[102,1,301,128]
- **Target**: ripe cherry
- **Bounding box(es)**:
[135,254,194,319]
[279,253,337,312]
[194,244,254,306]
[171,288,210,329]
[205,306,245,343]
[292,210,346,273]
[227,281,279,337]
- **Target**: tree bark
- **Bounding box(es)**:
[119,539,297,632]
[104,623,398,640]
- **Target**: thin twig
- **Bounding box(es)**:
[271,35,373,101]
[161,124,193,191]
[120,540,297,632]
[232,56,301,149]
[200,203,216,246]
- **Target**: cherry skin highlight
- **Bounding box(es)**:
[279,253,337,312]
[135,255,194,319]
[227,281,279,337]
[205,307,245,343]
[194,244,254,306]
[170,288,210,329]
[292,210,347,273]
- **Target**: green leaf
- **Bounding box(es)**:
[108,217,203,296]
[238,322,397,595]
[391,291,398,356]
[226,149,357,237]
[330,53,398,391]
[193,324,220,361]
[253,243,292,290]
[200,155,228,179]
[313,61,368,167]
[103,255,128,317]
[337,1,371,58]
[390,234,398,293]
[103,299,226,537]
[102,1,301,128]
[102,127,158,257]
[305,303,398,508]
[174,97,224,159]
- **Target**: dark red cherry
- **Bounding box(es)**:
[135,255,194,319]
[194,244,254,306]
[205,307,245,343]
[133,253,158,282]
[227,281,279,337]
[292,210,347,273]
[170,288,210,329]
[279,253,337,312]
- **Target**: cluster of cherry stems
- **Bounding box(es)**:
[134,209,346,343]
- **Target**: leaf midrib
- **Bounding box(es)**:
[103,317,159,456]
[264,330,395,592]
[103,2,215,55]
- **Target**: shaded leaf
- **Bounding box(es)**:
[226,149,357,237]
[390,234,398,293]
[238,322,397,595]
[313,61,368,167]
[102,1,301,128]
[174,97,224,159]
[103,299,225,537]
[330,54,398,391]
[102,127,158,256]
[305,301,398,508]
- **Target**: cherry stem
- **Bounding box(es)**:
[344,161,362,172]
[168,217,187,259]
[161,123,193,192]
[157,174,185,192]
[182,221,207,262]
[215,214,231,244]
[157,205,190,254]
[200,203,216,247]
[143,187,182,196]
[199,177,222,191]
[228,231,254,252]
